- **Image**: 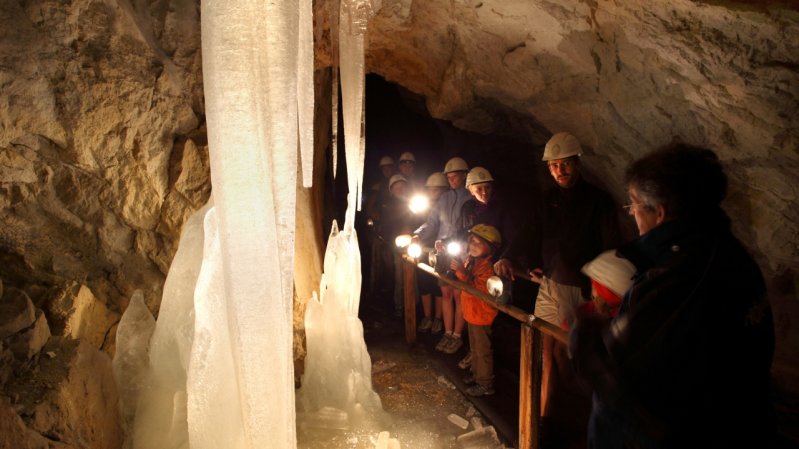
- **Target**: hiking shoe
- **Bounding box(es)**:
[435,334,452,352]
[418,317,432,333]
[457,352,473,370]
[465,384,495,397]
[431,318,443,334]
[442,336,463,354]
[462,373,476,385]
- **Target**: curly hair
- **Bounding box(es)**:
[624,143,727,220]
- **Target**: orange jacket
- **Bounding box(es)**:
[456,255,498,326]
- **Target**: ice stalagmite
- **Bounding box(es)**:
[296,0,387,436]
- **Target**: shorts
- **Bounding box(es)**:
[534,276,584,327]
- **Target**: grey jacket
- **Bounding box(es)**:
[413,187,471,244]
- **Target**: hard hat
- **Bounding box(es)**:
[388,174,407,189]
[542,132,582,161]
[425,172,448,188]
[469,224,502,246]
[443,157,468,173]
[398,152,416,163]
[465,166,494,188]
[581,250,636,297]
[379,156,394,166]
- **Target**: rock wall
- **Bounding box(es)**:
[362,0,799,389]
[0,0,208,313]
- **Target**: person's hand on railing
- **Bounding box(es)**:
[449,257,466,277]
[528,268,543,284]
[493,258,515,279]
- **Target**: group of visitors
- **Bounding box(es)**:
[364,134,776,448]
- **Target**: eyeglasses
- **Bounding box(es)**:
[399,160,415,165]
[623,203,648,213]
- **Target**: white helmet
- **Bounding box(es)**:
[443,157,468,174]
[466,166,494,188]
[543,132,582,161]
[398,152,416,163]
[379,156,394,166]
[425,172,448,188]
[388,174,407,189]
[581,250,636,297]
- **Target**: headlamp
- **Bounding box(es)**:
[446,241,462,256]
[409,194,430,214]
[407,243,422,259]
[394,234,412,248]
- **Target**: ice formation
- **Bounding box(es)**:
[112,290,156,440]
[113,0,393,446]
[296,0,387,435]
[295,222,386,431]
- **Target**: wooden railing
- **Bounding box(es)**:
[401,255,568,449]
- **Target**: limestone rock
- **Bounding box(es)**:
[45,283,120,351]
[0,287,36,339]
[0,0,208,315]
[0,401,70,449]
[5,337,123,449]
[5,309,51,360]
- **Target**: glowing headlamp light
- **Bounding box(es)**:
[407,243,422,259]
[446,241,462,256]
[394,234,412,248]
[409,194,430,214]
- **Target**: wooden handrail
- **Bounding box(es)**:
[401,254,572,449]
[402,255,568,344]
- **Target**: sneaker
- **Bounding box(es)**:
[462,373,476,385]
[418,317,432,333]
[443,336,463,354]
[431,318,443,334]
[435,334,452,352]
[457,352,473,370]
[465,384,495,397]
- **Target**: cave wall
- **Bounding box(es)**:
[358,0,799,389]
[0,0,798,446]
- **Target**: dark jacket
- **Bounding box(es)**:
[458,196,517,261]
[572,210,775,449]
[510,177,621,293]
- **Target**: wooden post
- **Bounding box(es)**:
[519,325,543,449]
[402,258,417,344]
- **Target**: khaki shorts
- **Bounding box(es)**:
[534,276,584,327]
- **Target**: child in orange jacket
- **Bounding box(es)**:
[450,224,501,396]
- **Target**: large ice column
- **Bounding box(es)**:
[199,0,313,447]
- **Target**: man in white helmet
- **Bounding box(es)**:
[495,132,622,417]
[413,157,472,340]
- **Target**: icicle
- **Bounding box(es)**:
[298,0,315,188]
[339,0,376,229]
[330,0,341,179]
[296,0,389,439]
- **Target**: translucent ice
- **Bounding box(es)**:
[112,290,155,439]
[296,222,387,431]
[448,413,470,430]
[201,0,308,446]
[130,202,210,449]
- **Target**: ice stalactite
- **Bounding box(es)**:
[296,0,388,438]
[198,0,308,446]
[114,0,314,447]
